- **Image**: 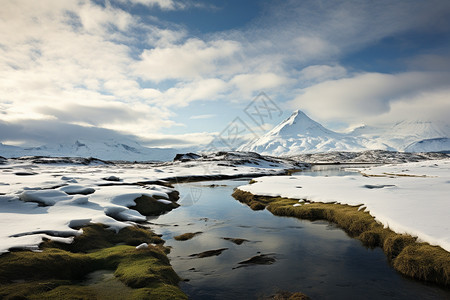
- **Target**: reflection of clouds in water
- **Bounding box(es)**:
[153,180,448,299]
[177,185,203,207]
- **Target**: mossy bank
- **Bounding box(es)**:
[0,224,187,300]
[232,189,450,287]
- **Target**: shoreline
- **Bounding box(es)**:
[232,189,450,287]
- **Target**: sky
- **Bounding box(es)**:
[1,0,450,150]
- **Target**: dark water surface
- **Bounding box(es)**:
[149,170,450,299]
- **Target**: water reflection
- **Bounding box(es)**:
[149,178,449,300]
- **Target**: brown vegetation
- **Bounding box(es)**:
[232,189,450,287]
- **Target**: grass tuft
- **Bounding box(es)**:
[394,243,450,286]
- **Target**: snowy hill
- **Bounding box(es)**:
[238,110,367,156]
[405,138,450,153]
[239,110,450,155]
[0,139,179,161]
[350,120,450,151]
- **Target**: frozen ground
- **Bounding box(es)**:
[0,152,303,253]
[237,159,450,252]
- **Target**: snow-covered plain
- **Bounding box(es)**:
[237,159,450,252]
[0,152,302,253]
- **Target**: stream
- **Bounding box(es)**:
[148,166,450,299]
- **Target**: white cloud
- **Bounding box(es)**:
[78,1,134,34]
[190,114,216,120]
[298,65,347,85]
[230,73,293,98]
[0,0,180,143]
[118,0,185,10]
[370,88,450,125]
[239,0,450,68]
[118,0,218,11]
[146,28,187,47]
[293,36,339,61]
[134,38,241,82]
[160,78,228,106]
[289,71,450,126]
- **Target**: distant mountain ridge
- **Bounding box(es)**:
[0,139,179,161]
[238,110,450,155]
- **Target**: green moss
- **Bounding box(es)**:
[132,284,188,300]
[115,255,179,288]
[0,280,72,300]
[174,232,203,241]
[0,225,186,299]
[232,189,450,287]
[37,285,98,300]
[42,224,164,253]
[0,249,95,282]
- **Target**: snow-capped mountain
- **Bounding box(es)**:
[238,110,450,155]
[350,120,450,151]
[238,110,367,156]
[0,139,180,161]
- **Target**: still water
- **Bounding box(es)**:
[149,167,449,299]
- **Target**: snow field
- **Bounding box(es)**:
[238,159,450,252]
[0,153,300,253]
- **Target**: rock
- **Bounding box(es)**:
[102,175,121,182]
[189,248,228,258]
[173,153,201,162]
[235,254,276,268]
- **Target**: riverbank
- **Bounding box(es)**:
[233,160,450,287]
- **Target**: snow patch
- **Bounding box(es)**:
[136,243,148,250]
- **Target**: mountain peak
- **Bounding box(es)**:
[237,109,366,155]
[268,109,336,138]
[291,109,313,122]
